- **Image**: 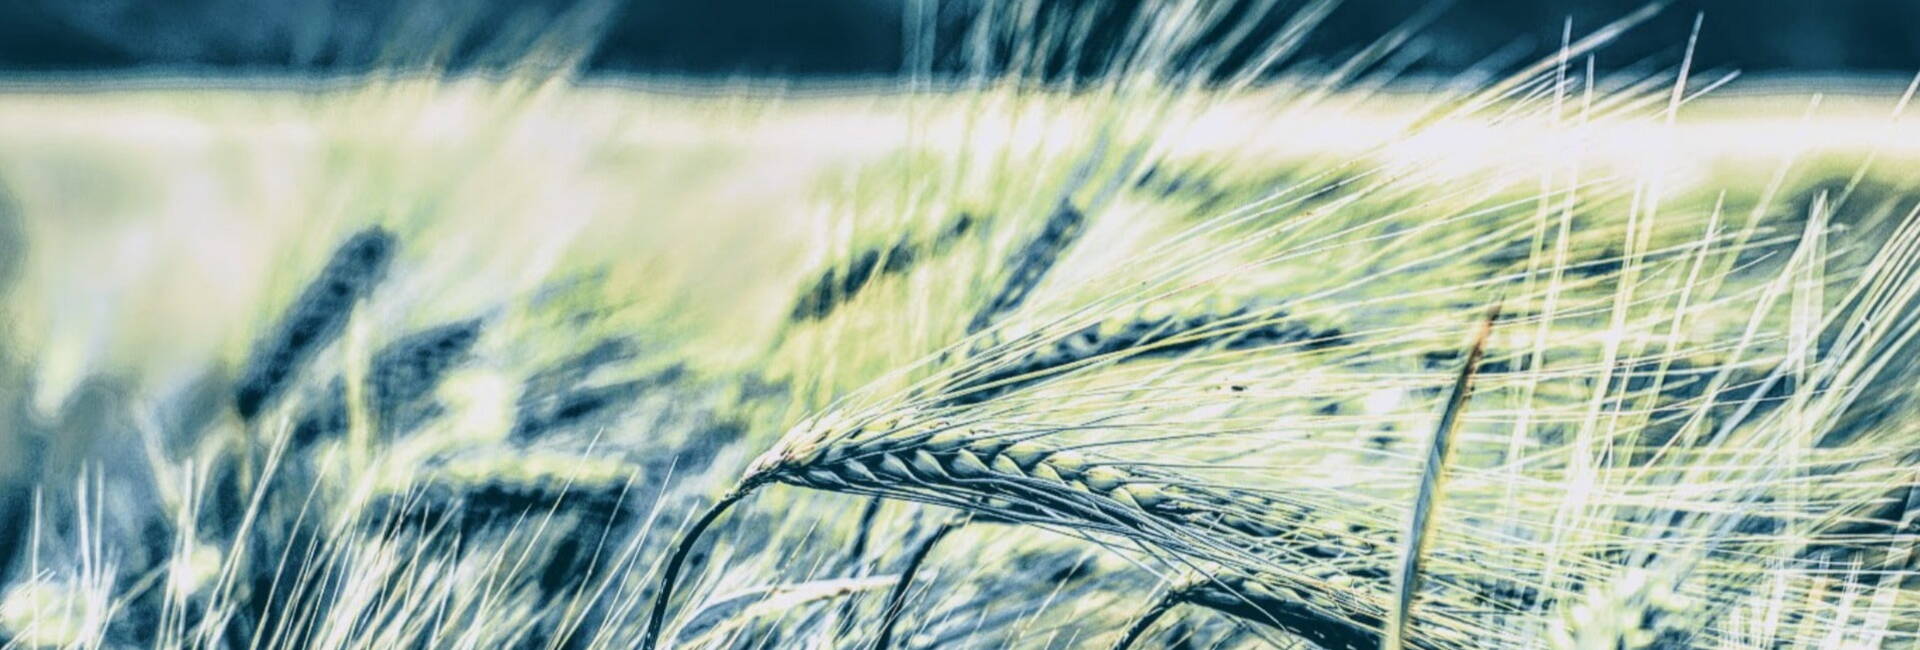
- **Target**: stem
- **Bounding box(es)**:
[1385,305,1498,650]
[1109,588,1183,650]
[846,496,886,570]
[834,497,888,640]
[641,485,756,650]
[873,518,961,649]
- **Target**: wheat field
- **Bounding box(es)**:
[2,3,1919,649]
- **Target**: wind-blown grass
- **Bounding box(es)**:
[4,2,1920,648]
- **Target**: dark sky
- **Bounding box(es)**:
[1,0,1915,77]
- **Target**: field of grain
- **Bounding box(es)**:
[2,10,1919,649]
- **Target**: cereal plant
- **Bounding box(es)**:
[2,1,1917,649]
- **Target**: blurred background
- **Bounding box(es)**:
[0,0,1915,79]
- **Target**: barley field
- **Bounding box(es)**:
[2,3,1919,649]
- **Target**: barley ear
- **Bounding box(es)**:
[235,226,394,421]
[1182,576,1384,650]
[966,200,1085,333]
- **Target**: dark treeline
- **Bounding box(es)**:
[1,0,1915,77]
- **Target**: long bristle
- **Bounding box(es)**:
[5,2,1920,649]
